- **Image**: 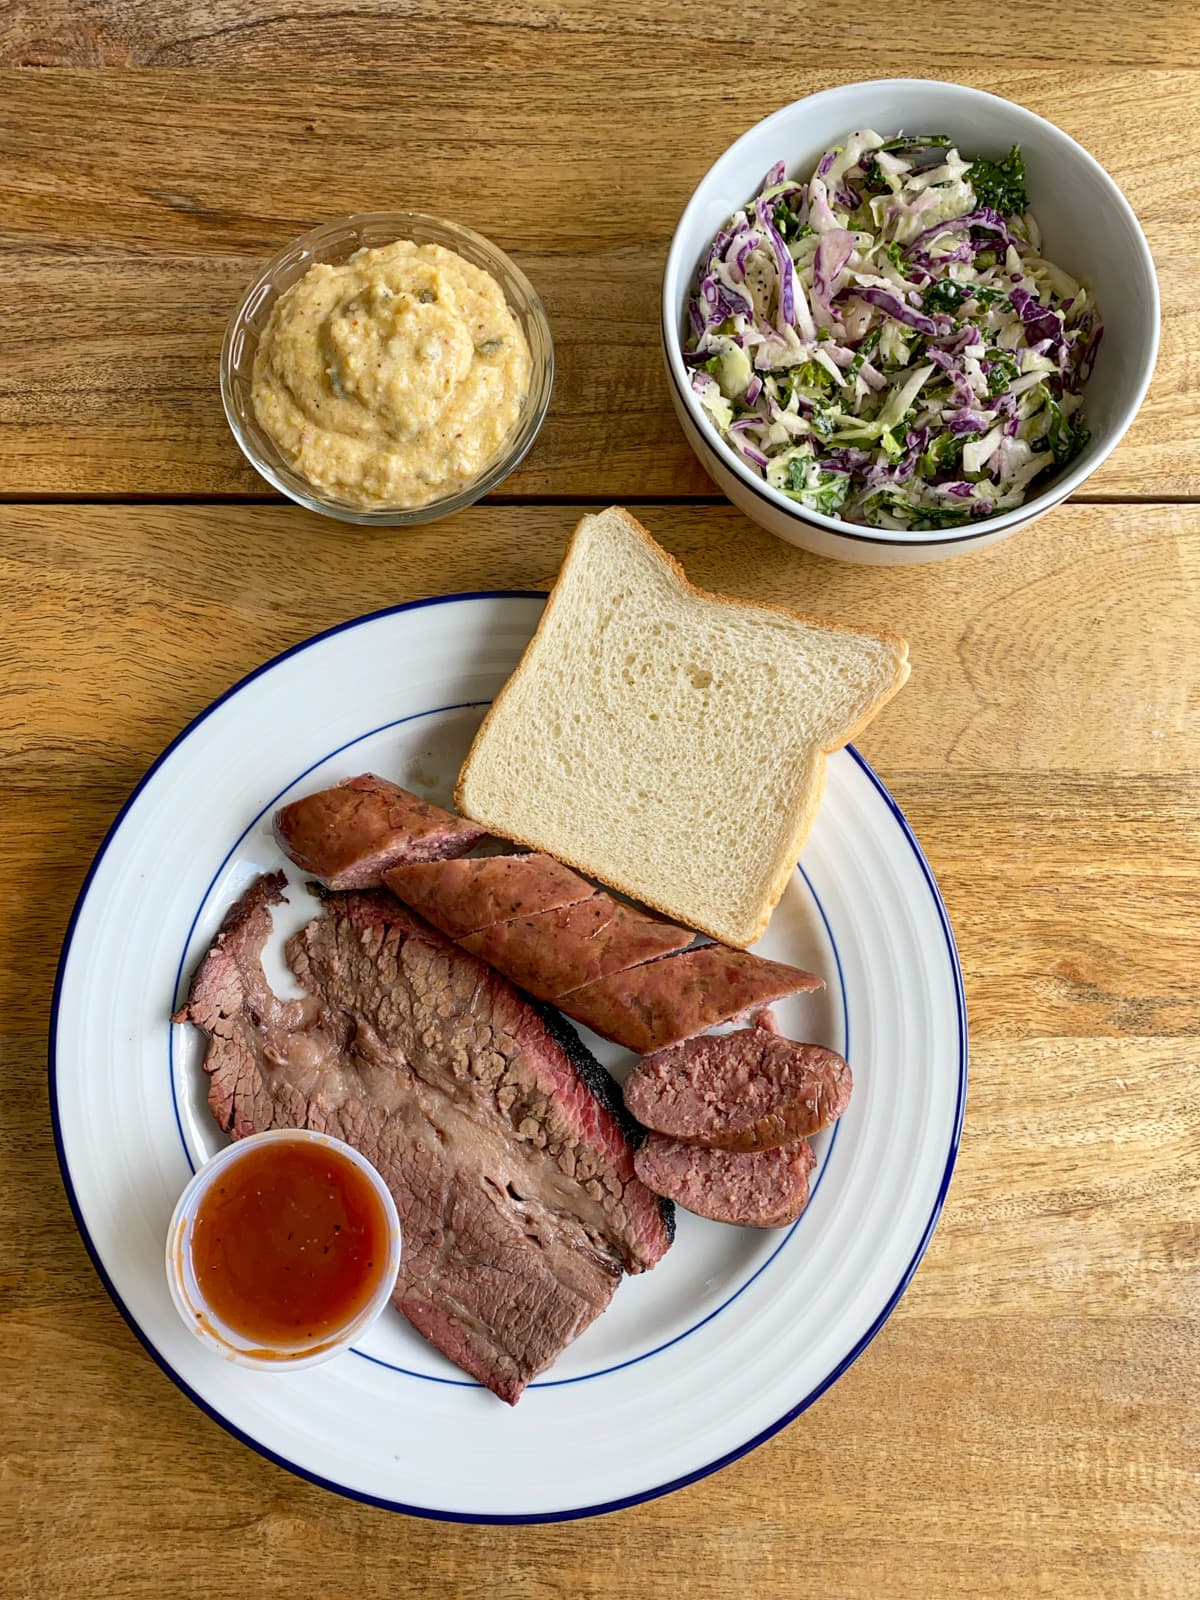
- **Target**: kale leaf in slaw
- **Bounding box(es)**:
[685,130,1102,531]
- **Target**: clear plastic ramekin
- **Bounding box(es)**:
[220,211,555,524]
[165,1128,402,1371]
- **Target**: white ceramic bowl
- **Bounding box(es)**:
[662,79,1160,565]
[166,1128,402,1371]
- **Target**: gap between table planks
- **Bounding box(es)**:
[0,65,1196,498]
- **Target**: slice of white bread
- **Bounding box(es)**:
[455,508,910,948]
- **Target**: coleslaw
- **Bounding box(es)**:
[685,131,1102,531]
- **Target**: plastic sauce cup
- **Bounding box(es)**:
[166,1129,402,1371]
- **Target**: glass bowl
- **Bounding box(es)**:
[220,212,555,525]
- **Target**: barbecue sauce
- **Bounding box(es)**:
[190,1138,392,1346]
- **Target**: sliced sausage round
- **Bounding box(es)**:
[633,1135,816,1228]
[624,1030,851,1151]
[459,895,694,1000]
[383,852,593,938]
[559,944,824,1055]
[274,775,485,890]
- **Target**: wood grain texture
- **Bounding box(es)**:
[4,0,1200,68]
[0,66,1195,498]
[0,500,1193,779]
[1,500,1197,1596]
[4,4,1198,1582]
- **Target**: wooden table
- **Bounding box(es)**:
[3,7,1197,1595]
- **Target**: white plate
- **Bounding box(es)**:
[51,592,966,1523]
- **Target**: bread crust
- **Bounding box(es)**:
[456,507,910,947]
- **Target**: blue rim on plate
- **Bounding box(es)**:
[49,589,968,1525]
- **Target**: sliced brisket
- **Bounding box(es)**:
[174,873,673,1404]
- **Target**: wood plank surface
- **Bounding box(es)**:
[0,65,1195,499]
[4,0,1200,68]
[2,500,1197,1597]
[3,4,1199,1590]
